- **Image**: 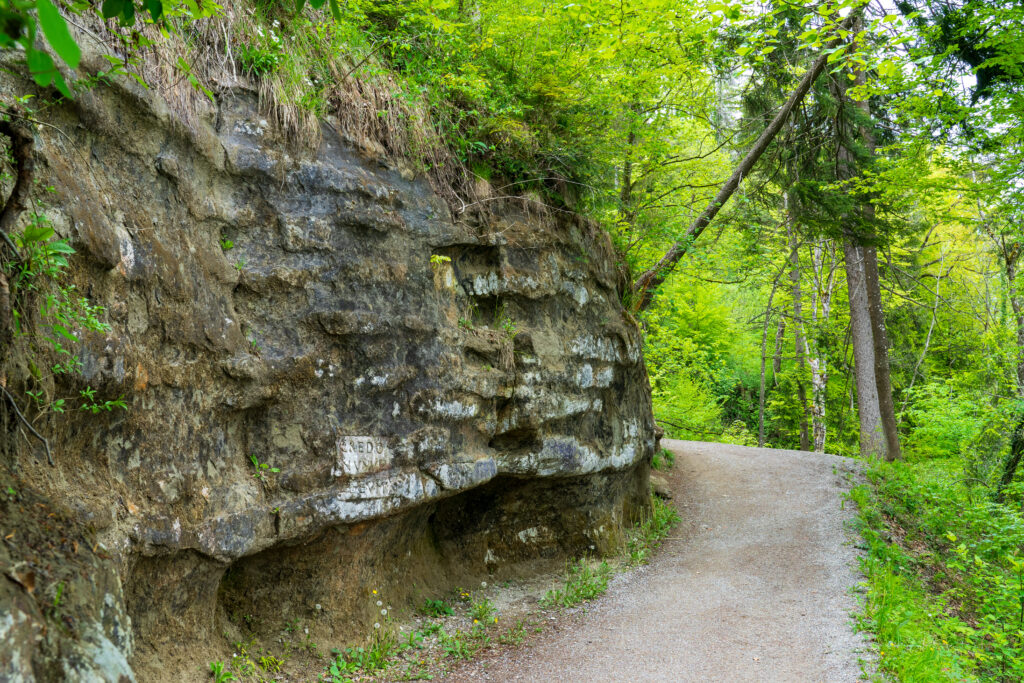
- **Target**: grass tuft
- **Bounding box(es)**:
[540,558,612,608]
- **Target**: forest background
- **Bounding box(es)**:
[1,0,1024,679]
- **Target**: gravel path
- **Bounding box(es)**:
[446,439,873,682]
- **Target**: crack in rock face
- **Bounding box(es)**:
[0,80,654,681]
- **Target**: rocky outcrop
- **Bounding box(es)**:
[0,70,654,681]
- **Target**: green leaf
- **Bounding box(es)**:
[144,0,163,20]
[309,0,327,7]
[329,0,342,21]
[51,324,78,342]
[120,1,136,26]
[101,0,126,20]
[52,72,72,97]
[22,224,55,243]
[47,241,76,255]
[37,0,81,69]
[27,49,55,87]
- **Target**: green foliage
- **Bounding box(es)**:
[901,383,995,460]
[645,265,764,443]
[329,636,396,680]
[540,559,611,608]
[78,386,127,414]
[5,207,117,415]
[853,457,1024,680]
[249,453,280,480]
[498,620,526,646]
[469,598,497,625]
[438,627,485,660]
[651,448,675,471]
[0,1,217,98]
[419,599,453,618]
[209,661,236,683]
[626,495,680,566]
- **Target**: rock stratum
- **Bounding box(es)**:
[0,70,654,681]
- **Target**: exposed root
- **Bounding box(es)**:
[0,385,52,466]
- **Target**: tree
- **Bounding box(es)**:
[630,3,867,311]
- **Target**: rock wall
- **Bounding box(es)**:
[0,72,654,681]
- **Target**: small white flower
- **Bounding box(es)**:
[376,600,383,607]
[480,582,487,588]
[381,608,387,616]
[374,622,381,629]
[315,603,322,611]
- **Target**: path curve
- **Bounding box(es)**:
[448,440,872,682]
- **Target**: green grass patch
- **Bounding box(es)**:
[627,495,680,565]
[652,447,676,471]
[540,558,613,608]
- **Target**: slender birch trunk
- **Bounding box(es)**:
[806,240,837,453]
[788,215,811,451]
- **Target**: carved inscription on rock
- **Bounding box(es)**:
[332,436,392,477]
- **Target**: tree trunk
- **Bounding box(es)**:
[843,242,885,458]
[997,414,1024,503]
[806,241,836,453]
[1007,256,1024,396]
[789,220,810,451]
[759,275,783,448]
[773,317,786,377]
[831,29,901,461]
[862,245,902,461]
[845,54,902,461]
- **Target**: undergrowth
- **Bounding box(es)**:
[852,457,1024,682]
[73,0,602,213]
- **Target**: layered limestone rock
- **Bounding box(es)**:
[0,72,654,681]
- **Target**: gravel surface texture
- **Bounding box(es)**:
[445,439,873,682]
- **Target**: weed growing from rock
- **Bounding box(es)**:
[249,454,280,481]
